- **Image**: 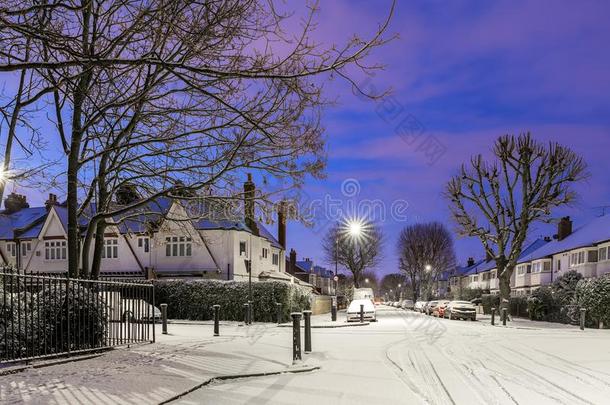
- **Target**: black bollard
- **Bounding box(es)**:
[213,305,220,336]
[291,312,302,364]
[243,303,249,325]
[491,307,496,326]
[331,296,337,322]
[360,304,364,323]
[248,300,253,325]
[276,302,282,324]
[502,308,507,326]
[580,308,586,330]
[303,310,312,353]
[160,303,168,335]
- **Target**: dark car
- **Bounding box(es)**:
[425,300,439,315]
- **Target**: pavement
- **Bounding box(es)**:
[2,307,610,404]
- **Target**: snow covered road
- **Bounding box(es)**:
[174,307,610,405]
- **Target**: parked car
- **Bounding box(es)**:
[436,300,451,318]
[400,299,414,310]
[425,300,439,315]
[444,301,477,321]
[120,299,161,322]
[414,301,427,312]
[347,299,376,322]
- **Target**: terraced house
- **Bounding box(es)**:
[452,214,610,296]
[0,178,309,288]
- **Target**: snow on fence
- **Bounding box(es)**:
[0,270,155,364]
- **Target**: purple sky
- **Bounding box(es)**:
[284,0,610,275]
[5,1,610,277]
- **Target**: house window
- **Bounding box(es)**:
[165,236,192,257]
[239,241,247,257]
[587,250,598,263]
[138,237,150,253]
[262,248,268,259]
[44,240,67,260]
[272,253,279,265]
[599,247,608,262]
[22,242,32,256]
[557,260,561,271]
[578,251,585,264]
[102,239,118,259]
[6,242,15,257]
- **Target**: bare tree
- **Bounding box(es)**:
[380,272,407,301]
[446,133,587,307]
[322,222,384,288]
[0,0,395,278]
[397,222,456,301]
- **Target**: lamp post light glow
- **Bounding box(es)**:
[425,264,432,272]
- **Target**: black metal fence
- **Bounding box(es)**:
[0,271,155,364]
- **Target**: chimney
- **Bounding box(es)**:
[467,257,475,267]
[243,173,259,236]
[557,216,572,241]
[45,193,58,210]
[289,248,297,275]
[277,201,286,249]
[4,193,29,214]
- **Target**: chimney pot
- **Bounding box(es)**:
[4,192,29,213]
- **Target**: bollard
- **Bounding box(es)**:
[491,307,496,326]
[360,304,364,323]
[580,308,586,330]
[160,303,168,335]
[303,310,312,353]
[243,303,249,325]
[248,300,253,325]
[502,308,507,326]
[331,296,337,322]
[213,305,220,336]
[276,302,282,324]
[291,312,302,364]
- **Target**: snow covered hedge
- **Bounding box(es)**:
[153,280,311,322]
[0,280,107,360]
[575,275,610,328]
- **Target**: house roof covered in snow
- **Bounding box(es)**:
[457,238,550,276]
[0,206,48,240]
[519,214,610,262]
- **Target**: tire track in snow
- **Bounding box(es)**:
[478,345,595,405]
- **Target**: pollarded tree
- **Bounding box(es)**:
[397,222,456,301]
[446,133,587,307]
[322,221,384,288]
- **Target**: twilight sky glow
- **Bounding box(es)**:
[5,1,610,277]
[285,0,610,275]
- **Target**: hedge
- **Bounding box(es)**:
[0,280,107,360]
[575,275,610,328]
[153,280,311,322]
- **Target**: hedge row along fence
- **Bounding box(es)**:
[153,280,312,323]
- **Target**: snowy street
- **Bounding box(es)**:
[175,307,610,405]
[2,307,610,404]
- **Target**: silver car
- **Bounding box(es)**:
[444,300,477,321]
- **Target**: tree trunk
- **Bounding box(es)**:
[90,220,106,280]
[499,267,511,312]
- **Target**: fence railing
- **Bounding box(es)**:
[0,271,155,364]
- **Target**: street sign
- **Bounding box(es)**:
[333,275,338,282]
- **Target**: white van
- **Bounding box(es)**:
[353,288,374,301]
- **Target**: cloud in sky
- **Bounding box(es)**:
[286,0,610,273]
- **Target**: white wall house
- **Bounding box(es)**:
[457,215,610,296]
[0,190,297,286]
